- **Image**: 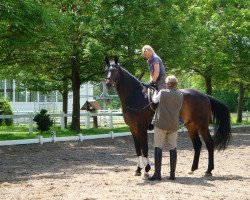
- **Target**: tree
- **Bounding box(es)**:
[0,99,13,126]
[0,0,73,126]
[223,1,250,122]
[33,109,53,133]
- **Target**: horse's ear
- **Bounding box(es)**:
[105,57,110,66]
[114,56,119,65]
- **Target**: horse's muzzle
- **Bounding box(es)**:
[105,79,113,89]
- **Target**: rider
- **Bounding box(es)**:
[148,75,183,181]
[142,45,167,90]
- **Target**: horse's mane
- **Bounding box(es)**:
[119,67,142,88]
[116,66,148,109]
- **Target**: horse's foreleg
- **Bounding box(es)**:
[137,156,151,178]
[188,131,202,174]
[140,132,151,178]
[132,135,143,176]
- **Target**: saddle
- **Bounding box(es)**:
[141,83,159,131]
[141,82,158,111]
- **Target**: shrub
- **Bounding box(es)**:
[0,99,13,126]
[33,109,53,133]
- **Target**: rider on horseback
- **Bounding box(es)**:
[142,45,167,90]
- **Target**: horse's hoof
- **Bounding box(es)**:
[188,171,194,175]
[135,171,142,176]
[205,172,212,177]
[142,173,149,180]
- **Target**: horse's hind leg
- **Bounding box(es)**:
[188,127,202,174]
[199,127,214,176]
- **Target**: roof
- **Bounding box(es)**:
[81,100,101,111]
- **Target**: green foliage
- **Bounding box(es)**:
[0,0,249,129]
[33,109,53,133]
[213,90,238,112]
[107,98,122,110]
[0,99,13,126]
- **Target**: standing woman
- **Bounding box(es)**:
[148,75,183,181]
[142,45,167,90]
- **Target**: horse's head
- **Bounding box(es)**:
[105,56,121,90]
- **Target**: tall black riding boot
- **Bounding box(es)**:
[148,147,162,181]
[169,148,177,180]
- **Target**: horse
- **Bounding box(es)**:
[105,57,232,178]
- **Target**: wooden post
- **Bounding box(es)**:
[93,111,98,129]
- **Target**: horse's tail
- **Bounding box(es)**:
[207,95,232,150]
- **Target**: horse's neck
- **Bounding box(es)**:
[116,70,146,109]
[116,74,132,104]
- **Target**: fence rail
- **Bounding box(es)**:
[0,111,123,134]
[0,125,249,147]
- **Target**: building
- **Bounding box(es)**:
[0,79,93,113]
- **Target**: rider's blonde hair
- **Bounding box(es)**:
[141,45,155,55]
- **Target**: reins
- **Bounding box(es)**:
[126,101,155,112]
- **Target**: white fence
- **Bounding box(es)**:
[0,125,249,147]
[0,111,124,134]
[0,131,136,146]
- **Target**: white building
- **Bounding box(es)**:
[0,79,93,113]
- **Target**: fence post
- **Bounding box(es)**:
[16,109,19,125]
[79,133,83,142]
[29,113,33,134]
[110,131,114,139]
[109,111,113,129]
[243,111,248,127]
[60,111,65,131]
[86,112,90,129]
[39,136,43,144]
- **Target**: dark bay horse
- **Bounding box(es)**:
[105,57,232,177]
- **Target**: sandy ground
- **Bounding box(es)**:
[0,127,249,200]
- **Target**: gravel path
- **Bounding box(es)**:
[0,128,249,200]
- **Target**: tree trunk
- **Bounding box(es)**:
[71,52,81,133]
[62,79,69,127]
[205,76,212,95]
[237,82,245,123]
[62,90,68,127]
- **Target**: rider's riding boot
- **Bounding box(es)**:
[169,148,177,180]
[148,147,162,181]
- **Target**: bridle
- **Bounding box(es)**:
[105,64,121,87]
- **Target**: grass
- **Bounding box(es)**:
[0,113,248,141]
[0,125,130,141]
